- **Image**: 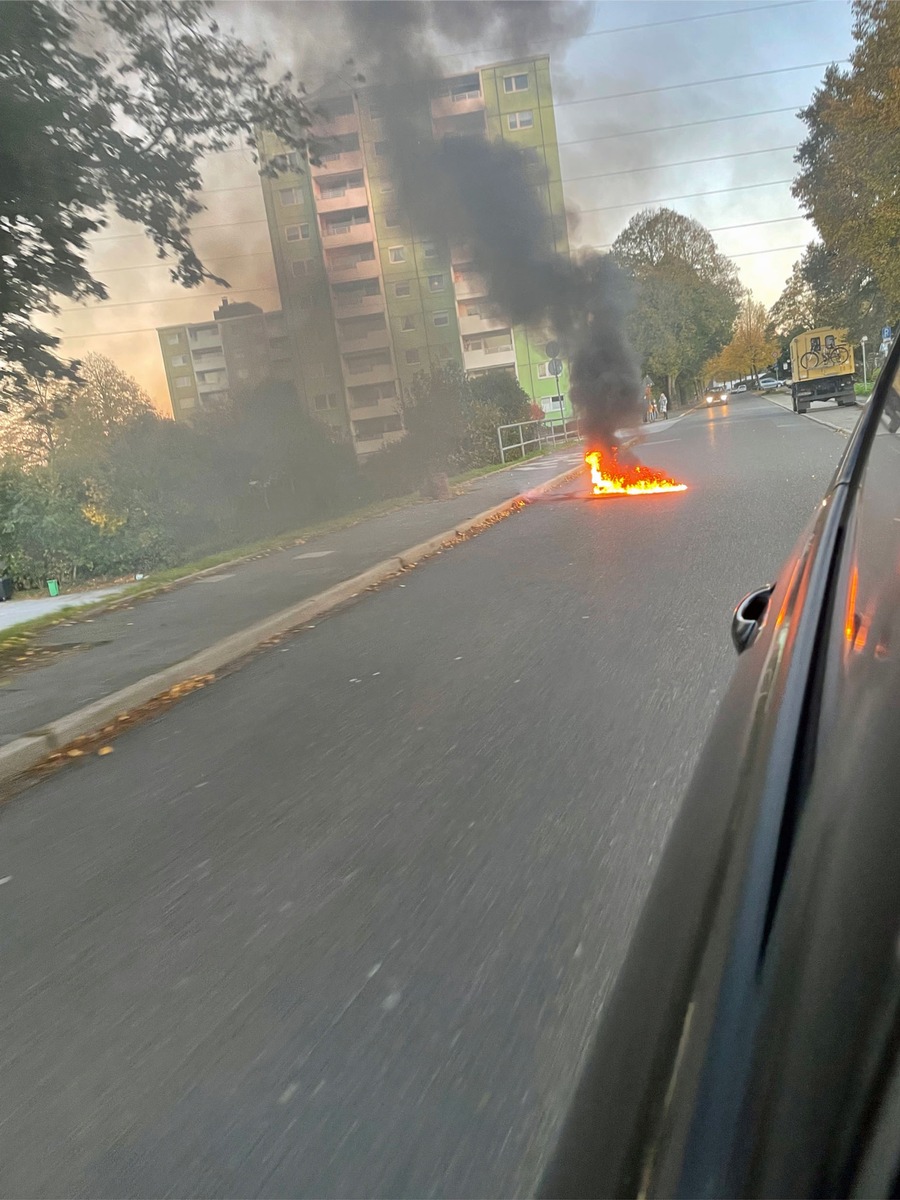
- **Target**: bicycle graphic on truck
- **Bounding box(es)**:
[799,334,851,372]
[790,328,856,414]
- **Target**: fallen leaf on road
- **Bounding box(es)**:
[65,748,85,758]
[97,746,114,756]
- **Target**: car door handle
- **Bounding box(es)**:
[731,585,775,653]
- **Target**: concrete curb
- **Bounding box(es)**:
[0,459,584,787]
[764,393,865,437]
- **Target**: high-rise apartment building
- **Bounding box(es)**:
[257,55,571,459]
[158,300,293,421]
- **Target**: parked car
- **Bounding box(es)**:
[729,381,748,393]
[758,376,782,390]
[541,338,900,1199]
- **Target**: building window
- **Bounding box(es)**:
[400,315,416,332]
[503,73,529,93]
[507,110,534,131]
[384,211,401,228]
[422,241,438,259]
[175,377,192,389]
[292,260,311,278]
[170,354,187,366]
[313,392,339,411]
[282,151,301,170]
[437,345,455,361]
[405,348,420,364]
[286,223,310,241]
[279,186,304,206]
[433,311,450,327]
[394,281,411,297]
[537,362,550,378]
[428,273,445,292]
[389,246,406,263]
[165,333,180,345]
[373,141,389,157]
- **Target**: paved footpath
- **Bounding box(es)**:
[0,585,128,633]
[0,449,586,748]
[764,387,868,436]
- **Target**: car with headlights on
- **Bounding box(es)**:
[541,337,900,1200]
[705,389,729,407]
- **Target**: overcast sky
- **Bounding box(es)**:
[47,0,855,414]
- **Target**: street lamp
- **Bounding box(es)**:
[861,336,868,388]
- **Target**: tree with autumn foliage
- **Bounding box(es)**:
[708,295,781,384]
[793,0,900,317]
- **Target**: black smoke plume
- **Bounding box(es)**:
[262,1,643,446]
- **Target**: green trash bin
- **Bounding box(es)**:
[47,579,60,597]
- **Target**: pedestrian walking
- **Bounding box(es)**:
[658,391,668,420]
[649,394,658,422]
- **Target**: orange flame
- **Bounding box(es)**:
[585,449,687,496]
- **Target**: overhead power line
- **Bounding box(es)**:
[91,218,270,243]
[557,59,843,108]
[557,104,805,149]
[565,144,796,184]
[91,251,273,276]
[434,1,814,60]
[579,177,795,214]
[58,284,278,315]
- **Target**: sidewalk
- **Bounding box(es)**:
[0,448,584,749]
[0,584,128,633]
[764,388,867,436]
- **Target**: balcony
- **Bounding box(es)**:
[452,270,487,299]
[341,359,396,386]
[336,325,392,352]
[313,112,359,138]
[315,184,368,213]
[332,289,385,316]
[326,256,381,281]
[347,395,398,417]
[188,331,223,353]
[311,149,364,176]
[189,351,226,371]
[431,92,484,119]
[197,373,229,393]
[462,344,516,372]
[320,220,374,248]
[458,312,506,337]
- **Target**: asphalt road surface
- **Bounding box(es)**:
[0,395,851,1198]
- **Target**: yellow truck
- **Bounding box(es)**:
[789,327,856,414]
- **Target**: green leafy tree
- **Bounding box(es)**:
[1,0,314,385]
[613,209,740,402]
[467,371,532,425]
[769,242,891,350]
[612,208,741,298]
[793,0,900,314]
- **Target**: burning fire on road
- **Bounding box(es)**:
[585,449,687,497]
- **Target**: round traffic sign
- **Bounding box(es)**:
[545,339,560,358]
[548,358,563,377]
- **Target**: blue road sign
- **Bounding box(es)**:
[882,326,892,342]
